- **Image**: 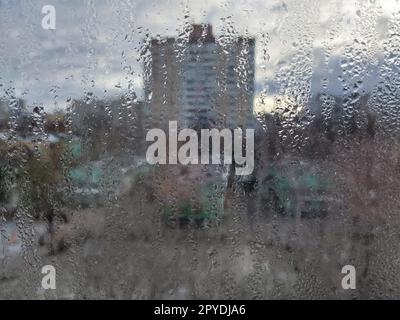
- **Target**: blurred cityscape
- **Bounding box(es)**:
[1,20,400,299]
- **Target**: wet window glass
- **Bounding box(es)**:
[1,0,400,300]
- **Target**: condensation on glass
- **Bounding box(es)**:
[0,0,400,299]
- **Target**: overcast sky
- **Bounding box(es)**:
[0,0,399,112]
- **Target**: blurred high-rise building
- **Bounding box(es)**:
[144,24,255,130]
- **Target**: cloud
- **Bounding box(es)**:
[0,0,399,111]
